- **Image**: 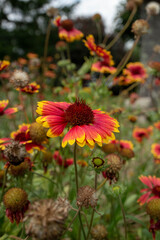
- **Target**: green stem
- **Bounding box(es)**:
[0,165,9,204]
[73,143,86,240]
[31,171,56,185]
[96,178,107,191]
[118,193,127,240]
[67,43,71,62]
[86,172,98,240]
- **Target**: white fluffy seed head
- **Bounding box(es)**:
[146,1,160,16]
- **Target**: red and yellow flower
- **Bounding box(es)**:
[17,82,40,94]
[84,35,116,74]
[123,62,147,83]
[0,124,45,153]
[151,143,160,159]
[10,124,45,152]
[138,175,160,205]
[133,127,152,142]
[0,100,18,116]
[54,16,83,42]
[154,121,160,131]
[36,99,119,149]
[0,60,10,71]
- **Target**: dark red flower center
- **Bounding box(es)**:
[152,186,160,197]
[65,100,94,126]
[130,66,143,75]
[61,20,74,31]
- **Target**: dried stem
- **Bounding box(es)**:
[118,193,127,240]
[73,143,86,240]
[105,6,137,50]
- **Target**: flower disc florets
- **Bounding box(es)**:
[61,19,74,31]
[65,100,94,126]
[146,199,160,219]
[29,122,47,144]
[3,187,29,224]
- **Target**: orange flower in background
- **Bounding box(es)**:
[54,16,83,42]
[53,150,73,168]
[77,160,88,167]
[44,70,56,78]
[133,127,152,142]
[0,100,18,116]
[154,121,160,131]
[151,143,160,159]
[0,138,11,150]
[148,61,160,72]
[36,99,119,149]
[27,53,38,59]
[84,35,116,74]
[17,82,40,94]
[138,175,160,205]
[0,60,10,71]
[123,62,147,83]
[18,58,28,65]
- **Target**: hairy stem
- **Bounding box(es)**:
[73,143,86,240]
[118,193,127,240]
[86,172,98,240]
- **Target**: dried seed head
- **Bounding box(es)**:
[119,148,134,159]
[4,140,27,166]
[107,154,122,173]
[10,70,29,88]
[91,224,108,240]
[146,2,160,16]
[25,198,70,240]
[29,122,47,144]
[146,199,160,219]
[77,186,97,208]
[8,158,32,176]
[153,44,160,54]
[46,7,58,18]
[132,19,149,37]
[126,0,143,11]
[102,142,117,154]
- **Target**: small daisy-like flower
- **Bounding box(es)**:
[154,121,160,130]
[0,60,10,71]
[36,99,119,149]
[123,62,147,83]
[138,175,160,205]
[132,127,152,142]
[0,100,18,116]
[54,16,83,42]
[84,35,116,74]
[17,82,40,94]
[151,143,160,159]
